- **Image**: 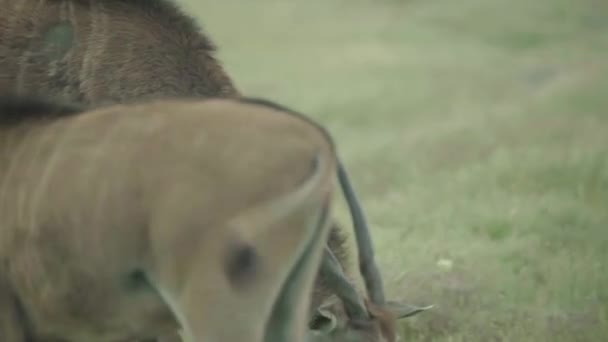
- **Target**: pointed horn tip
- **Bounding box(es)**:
[407,305,433,317]
[385,300,435,319]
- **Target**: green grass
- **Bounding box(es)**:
[179,0,608,340]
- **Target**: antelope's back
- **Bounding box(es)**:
[0,0,238,105]
[0,96,339,262]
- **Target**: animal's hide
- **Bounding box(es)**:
[0,96,338,341]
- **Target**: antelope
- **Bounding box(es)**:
[0,95,339,341]
[0,0,432,340]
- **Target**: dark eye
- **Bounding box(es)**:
[124,269,152,292]
[224,241,259,289]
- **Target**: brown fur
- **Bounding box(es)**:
[0,0,239,106]
[310,224,350,311]
[364,300,398,342]
[0,96,338,341]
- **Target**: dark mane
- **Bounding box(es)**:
[0,95,84,127]
[237,97,335,149]
[63,0,217,52]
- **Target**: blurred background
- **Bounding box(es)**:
[178,0,607,340]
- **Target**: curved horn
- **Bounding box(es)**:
[386,300,435,319]
[319,246,369,321]
[264,201,333,342]
[337,159,386,306]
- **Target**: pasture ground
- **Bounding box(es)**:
[180,0,608,340]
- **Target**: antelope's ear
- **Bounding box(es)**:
[309,295,344,333]
[309,308,338,333]
[386,300,434,319]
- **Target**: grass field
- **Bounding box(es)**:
[179,0,608,340]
